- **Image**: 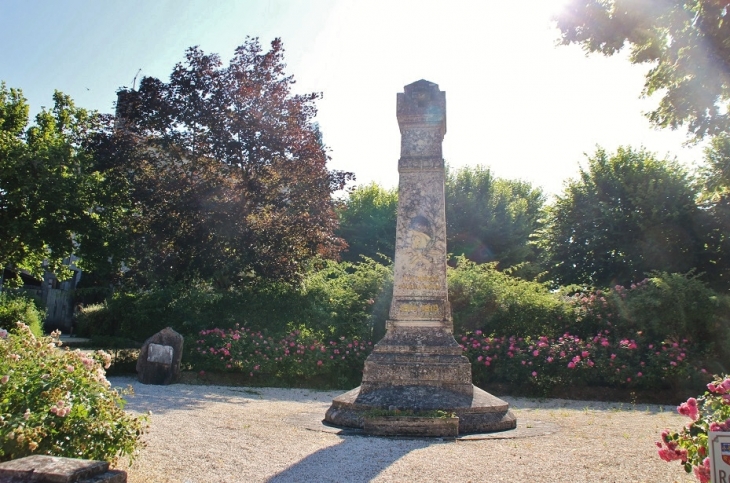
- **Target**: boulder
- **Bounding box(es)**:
[136,327,183,385]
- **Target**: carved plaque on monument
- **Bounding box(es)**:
[147,343,174,364]
[324,80,516,435]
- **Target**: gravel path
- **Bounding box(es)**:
[110,377,696,483]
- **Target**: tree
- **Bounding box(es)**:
[103,38,352,286]
[445,165,545,270]
[538,146,702,287]
[0,83,121,280]
[555,0,730,140]
[695,134,730,289]
[336,183,398,263]
[336,166,545,272]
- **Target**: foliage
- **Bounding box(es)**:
[0,83,123,280]
[656,374,730,483]
[445,165,545,271]
[538,146,701,287]
[448,257,574,337]
[0,324,147,463]
[555,0,730,141]
[189,326,372,388]
[695,134,730,290]
[336,183,398,263]
[461,331,708,393]
[78,258,393,343]
[363,409,456,418]
[0,292,43,338]
[450,263,727,391]
[96,38,352,287]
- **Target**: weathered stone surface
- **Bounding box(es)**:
[324,80,517,435]
[0,455,127,482]
[364,416,459,437]
[136,327,183,385]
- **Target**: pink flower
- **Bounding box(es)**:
[532,350,539,357]
[677,398,699,420]
[581,351,589,358]
[567,362,576,369]
[610,354,616,360]
[532,371,537,377]
[546,357,554,363]
[0,375,8,384]
[317,360,323,366]
[693,458,711,483]
[637,372,643,377]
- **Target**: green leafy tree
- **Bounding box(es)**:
[336,167,545,271]
[445,165,545,270]
[100,38,352,287]
[336,183,398,263]
[695,134,730,289]
[0,83,124,280]
[538,146,702,287]
[555,0,730,140]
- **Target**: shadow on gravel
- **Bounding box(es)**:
[266,436,437,483]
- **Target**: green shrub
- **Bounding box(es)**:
[0,323,148,463]
[74,303,115,338]
[84,258,393,345]
[448,257,574,337]
[0,292,44,338]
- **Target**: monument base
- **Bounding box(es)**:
[324,384,517,435]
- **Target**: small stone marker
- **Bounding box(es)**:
[0,455,126,482]
[136,327,183,385]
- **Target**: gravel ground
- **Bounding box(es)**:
[110,376,697,483]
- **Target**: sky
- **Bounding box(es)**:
[0,0,708,197]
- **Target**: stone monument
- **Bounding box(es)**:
[325,80,516,435]
[136,327,183,385]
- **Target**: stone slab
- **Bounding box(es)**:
[364,416,459,437]
[325,384,517,434]
[0,455,126,483]
[285,411,555,440]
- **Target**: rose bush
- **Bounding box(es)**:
[460,330,707,393]
[188,325,373,388]
[657,374,730,482]
[0,323,148,463]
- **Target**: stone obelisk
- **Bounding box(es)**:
[325,80,516,435]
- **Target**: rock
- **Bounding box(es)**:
[136,327,183,385]
[0,455,126,482]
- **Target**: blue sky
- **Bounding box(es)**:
[0,0,707,197]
